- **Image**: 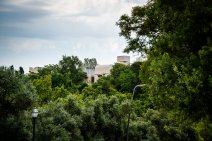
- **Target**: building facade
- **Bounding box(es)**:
[84,56,130,83]
[29,67,42,73]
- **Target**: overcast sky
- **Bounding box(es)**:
[0,0,147,72]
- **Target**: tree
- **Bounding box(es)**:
[117,0,212,121]
[110,63,138,92]
[0,66,36,140]
[38,64,60,77]
[35,102,81,141]
[19,66,24,74]
[33,75,52,104]
[0,66,35,118]
[118,69,137,92]
[142,109,199,141]
[130,61,143,84]
[84,58,97,69]
[59,55,87,84]
[59,55,82,74]
[30,56,87,93]
[110,63,129,79]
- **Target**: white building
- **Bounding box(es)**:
[94,65,113,82]
[84,56,130,83]
[29,67,42,73]
[84,68,95,83]
[117,56,130,65]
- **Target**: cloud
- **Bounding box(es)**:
[43,0,138,27]
[0,0,146,39]
[42,0,122,17]
[0,0,148,71]
[0,37,55,53]
[0,1,49,24]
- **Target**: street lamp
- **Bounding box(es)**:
[32,108,38,141]
[126,84,145,141]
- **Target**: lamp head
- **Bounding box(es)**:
[32,108,38,118]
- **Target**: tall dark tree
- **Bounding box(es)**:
[19,66,24,74]
[117,0,212,121]
[0,66,36,140]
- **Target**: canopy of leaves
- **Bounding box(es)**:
[1,0,211,139]
[0,66,36,140]
[110,63,139,92]
[29,56,87,96]
[117,0,212,121]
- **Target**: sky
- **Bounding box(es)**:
[0,0,147,72]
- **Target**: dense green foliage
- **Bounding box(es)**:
[0,66,35,140]
[116,0,212,140]
[117,0,212,118]
[110,63,139,92]
[1,0,211,140]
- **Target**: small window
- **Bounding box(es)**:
[91,76,95,83]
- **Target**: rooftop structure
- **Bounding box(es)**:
[95,65,113,76]
[117,56,130,65]
[29,67,42,73]
[84,56,130,83]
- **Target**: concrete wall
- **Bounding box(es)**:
[94,65,113,82]
[29,67,42,73]
[117,56,130,65]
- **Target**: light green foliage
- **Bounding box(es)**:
[31,55,87,92]
[27,93,163,141]
[33,75,52,103]
[52,86,70,101]
[32,74,74,104]
[30,55,88,103]
[82,85,101,97]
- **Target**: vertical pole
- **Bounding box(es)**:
[126,84,145,141]
[126,112,131,141]
[32,117,36,141]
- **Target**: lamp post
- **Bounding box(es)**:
[126,84,145,141]
[32,108,38,141]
